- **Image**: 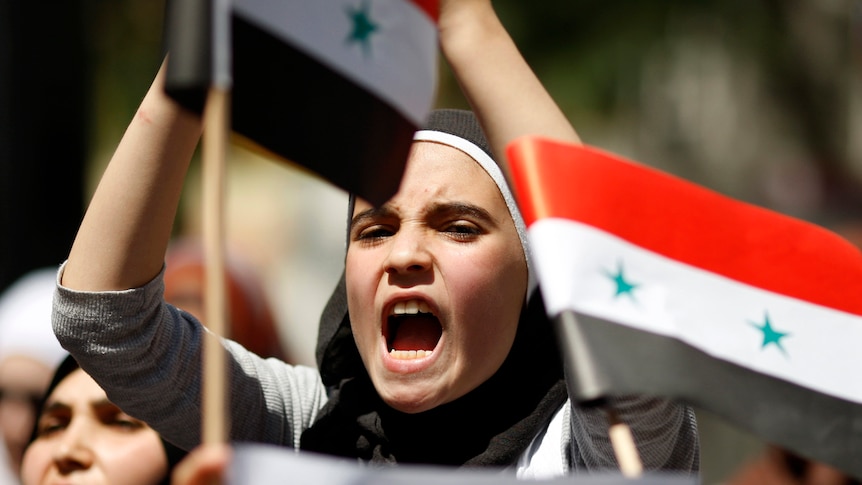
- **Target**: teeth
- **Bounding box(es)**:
[391,300,431,315]
[389,349,433,360]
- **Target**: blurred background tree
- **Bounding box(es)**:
[441,0,862,225]
[2,1,860,482]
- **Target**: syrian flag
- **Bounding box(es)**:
[163,0,438,205]
[507,136,862,479]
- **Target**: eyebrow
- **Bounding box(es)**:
[42,402,70,414]
[427,202,497,225]
[351,206,397,229]
[42,397,115,415]
[351,202,497,228]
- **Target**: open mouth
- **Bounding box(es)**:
[386,300,443,360]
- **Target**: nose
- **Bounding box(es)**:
[384,226,432,277]
[52,421,95,475]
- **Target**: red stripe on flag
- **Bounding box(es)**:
[410,0,438,22]
[508,136,862,317]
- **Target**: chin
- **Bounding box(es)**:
[387,399,437,414]
[378,384,445,414]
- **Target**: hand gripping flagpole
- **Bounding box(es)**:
[200,0,232,446]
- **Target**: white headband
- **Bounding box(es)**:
[413,130,537,297]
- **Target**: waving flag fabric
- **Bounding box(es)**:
[507,136,862,478]
[164,0,438,205]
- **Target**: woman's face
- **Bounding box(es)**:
[346,141,527,414]
[20,369,168,485]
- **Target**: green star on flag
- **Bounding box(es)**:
[507,136,862,477]
[346,0,378,57]
[604,261,639,300]
[750,312,790,356]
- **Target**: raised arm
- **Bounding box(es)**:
[438,2,700,474]
[62,58,202,291]
[437,0,580,173]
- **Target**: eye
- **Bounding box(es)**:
[36,417,69,438]
[442,222,482,240]
[352,224,395,243]
[102,409,146,431]
[111,417,145,431]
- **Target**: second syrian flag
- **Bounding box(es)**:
[507,136,862,479]
[164,0,438,206]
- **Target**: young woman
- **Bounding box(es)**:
[20,356,186,485]
[52,0,699,478]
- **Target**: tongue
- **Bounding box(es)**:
[390,316,442,351]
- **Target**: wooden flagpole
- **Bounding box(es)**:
[607,408,645,477]
[201,85,231,445]
[196,0,233,447]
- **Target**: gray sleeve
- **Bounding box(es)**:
[51,264,327,451]
[567,396,700,473]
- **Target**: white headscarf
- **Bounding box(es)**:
[0,267,66,368]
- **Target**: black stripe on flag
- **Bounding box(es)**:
[231,15,415,206]
[560,311,862,479]
[164,4,417,206]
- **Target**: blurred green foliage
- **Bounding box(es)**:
[85,0,862,222]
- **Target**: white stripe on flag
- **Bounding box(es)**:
[531,218,862,405]
[233,0,436,126]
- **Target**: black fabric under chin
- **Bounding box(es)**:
[301,291,566,467]
[316,270,361,386]
[300,374,567,467]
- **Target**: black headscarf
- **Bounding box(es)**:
[302,110,566,467]
[27,355,187,485]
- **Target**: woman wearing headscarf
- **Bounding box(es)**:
[21,356,186,485]
[52,0,698,478]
